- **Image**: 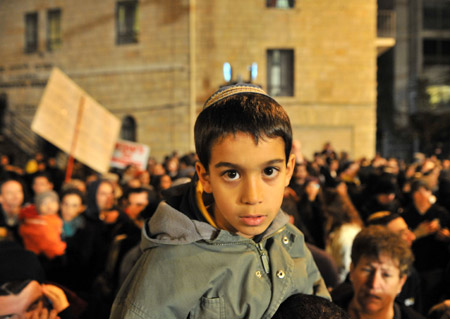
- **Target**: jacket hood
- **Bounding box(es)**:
[141,179,290,251]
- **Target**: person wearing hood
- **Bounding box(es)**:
[110,84,329,319]
[84,179,138,318]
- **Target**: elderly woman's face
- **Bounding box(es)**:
[349,253,406,317]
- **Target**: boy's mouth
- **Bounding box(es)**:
[240,215,266,226]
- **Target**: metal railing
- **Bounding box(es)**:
[378,10,396,38]
[2,109,38,156]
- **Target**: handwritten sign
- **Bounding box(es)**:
[31,67,121,174]
[110,140,150,170]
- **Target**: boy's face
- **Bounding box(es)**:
[61,194,84,222]
[32,177,53,195]
[196,132,295,239]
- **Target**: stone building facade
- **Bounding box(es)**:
[0,0,377,165]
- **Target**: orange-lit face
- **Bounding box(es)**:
[349,254,406,317]
[127,192,149,220]
[0,180,24,212]
[197,133,295,239]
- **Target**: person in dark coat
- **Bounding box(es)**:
[402,179,450,313]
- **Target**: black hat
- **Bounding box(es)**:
[372,177,397,195]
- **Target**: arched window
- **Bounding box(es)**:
[120,115,137,141]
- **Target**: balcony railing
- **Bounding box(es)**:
[378,10,396,38]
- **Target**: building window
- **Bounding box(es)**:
[266,0,295,9]
[24,12,38,53]
[423,39,450,65]
[267,49,294,96]
[47,9,62,51]
[423,1,450,30]
[121,115,137,141]
[116,1,139,45]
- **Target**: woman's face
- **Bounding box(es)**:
[349,254,406,317]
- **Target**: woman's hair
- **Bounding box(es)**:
[351,225,414,276]
[194,84,292,169]
[323,187,363,234]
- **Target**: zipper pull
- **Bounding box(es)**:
[257,242,270,274]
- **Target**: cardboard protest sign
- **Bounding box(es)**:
[110,139,150,171]
[31,67,121,174]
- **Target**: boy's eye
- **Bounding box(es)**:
[263,167,279,177]
[222,170,240,181]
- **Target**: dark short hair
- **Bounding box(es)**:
[351,225,413,276]
[124,187,150,200]
[60,187,86,205]
[272,293,351,319]
[410,179,430,194]
[32,171,53,184]
[194,84,292,169]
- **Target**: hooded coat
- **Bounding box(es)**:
[110,181,329,319]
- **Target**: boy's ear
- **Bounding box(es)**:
[195,162,212,193]
[284,153,296,187]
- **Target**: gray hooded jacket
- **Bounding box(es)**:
[110,184,330,319]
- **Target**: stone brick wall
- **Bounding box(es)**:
[0,0,376,163]
[194,0,377,160]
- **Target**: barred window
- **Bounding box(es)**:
[47,9,62,51]
[423,39,450,65]
[116,1,139,45]
[267,49,294,97]
[121,115,137,142]
[423,0,450,30]
[25,12,38,53]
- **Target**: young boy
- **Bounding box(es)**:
[110,84,330,319]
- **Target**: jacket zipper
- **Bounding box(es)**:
[256,242,270,274]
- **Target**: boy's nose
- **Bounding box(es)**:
[241,177,262,205]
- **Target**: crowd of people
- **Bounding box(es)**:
[1,138,450,318]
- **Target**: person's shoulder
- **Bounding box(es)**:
[330,281,353,308]
[431,203,450,215]
[398,302,427,319]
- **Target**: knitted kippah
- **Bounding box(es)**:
[203,83,271,109]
